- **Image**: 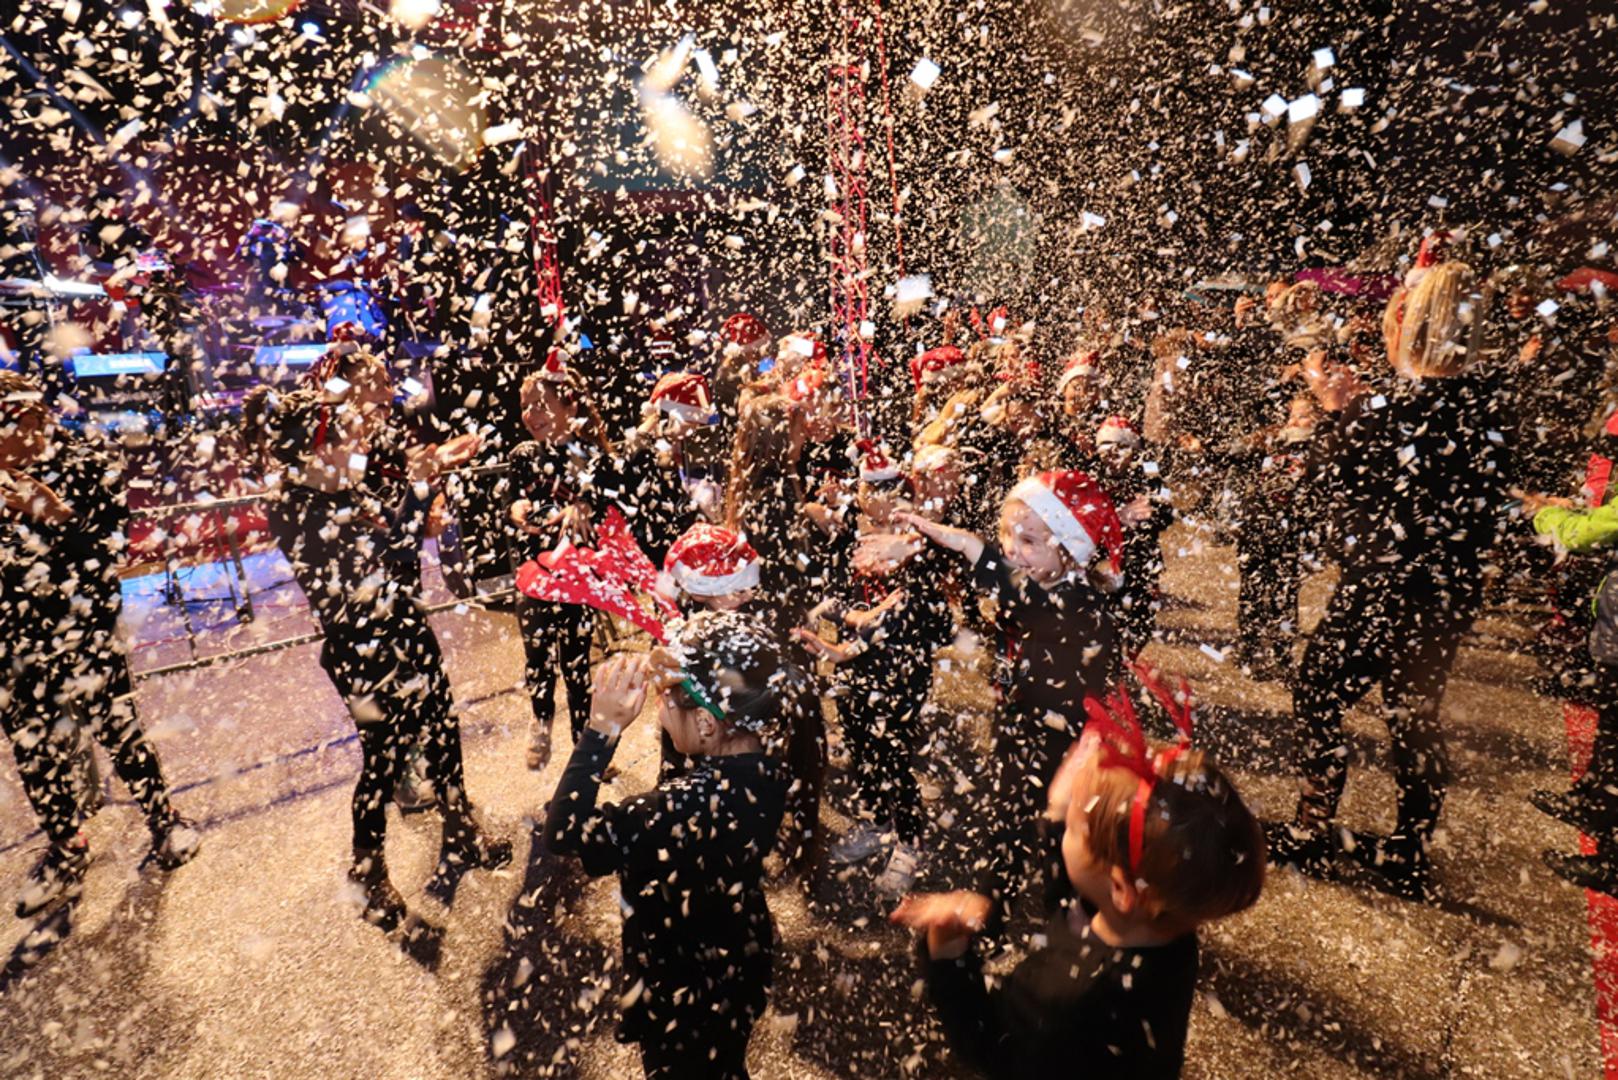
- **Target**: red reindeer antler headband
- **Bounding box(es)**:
[1082,665,1196,874]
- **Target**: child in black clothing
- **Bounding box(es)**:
[899,470,1123,910]
[246,381,508,950]
[1,372,199,916]
[500,361,619,769]
[1090,416,1175,658]
[892,712,1266,1079]
[794,445,954,895]
[545,611,817,1079]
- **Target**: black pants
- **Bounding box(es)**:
[3,643,173,846]
[978,709,1076,914]
[1292,562,1482,844]
[323,610,467,854]
[840,665,932,844]
[638,1020,753,1080]
[1578,666,1618,806]
[516,595,593,744]
[1237,507,1303,664]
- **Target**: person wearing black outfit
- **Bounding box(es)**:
[900,471,1123,913]
[1270,261,1507,898]
[1,373,200,916]
[795,460,955,894]
[499,363,620,770]
[545,612,812,1079]
[245,381,508,952]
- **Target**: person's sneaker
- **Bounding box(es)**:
[829,821,891,866]
[1530,787,1618,834]
[874,842,924,895]
[527,720,554,771]
[349,849,407,932]
[1545,849,1618,898]
[16,835,90,919]
[1263,820,1335,878]
[393,757,437,814]
[426,812,514,903]
[148,815,203,871]
[1345,831,1436,902]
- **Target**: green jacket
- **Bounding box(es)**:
[1534,502,1618,553]
[1536,500,1618,664]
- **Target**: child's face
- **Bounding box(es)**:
[522,383,577,443]
[998,499,1071,584]
[1062,376,1098,417]
[1061,747,1110,903]
[1096,441,1134,469]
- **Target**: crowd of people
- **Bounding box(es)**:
[4,225,1617,1077]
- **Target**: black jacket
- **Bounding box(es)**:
[546,727,788,1042]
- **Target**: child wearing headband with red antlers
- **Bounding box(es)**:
[892,679,1266,1079]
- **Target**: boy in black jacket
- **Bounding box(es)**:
[893,712,1266,1079]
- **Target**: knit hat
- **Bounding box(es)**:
[649,371,716,423]
[662,523,761,598]
[910,345,966,391]
[858,439,901,483]
[723,312,770,347]
[1008,470,1124,572]
[1056,351,1099,393]
[1095,415,1140,449]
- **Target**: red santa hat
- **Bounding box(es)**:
[1055,350,1100,393]
[662,524,761,597]
[909,345,967,391]
[1008,470,1124,572]
[1095,415,1140,449]
[537,346,571,382]
[723,312,770,347]
[649,371,716,423]
[858,439,901,483]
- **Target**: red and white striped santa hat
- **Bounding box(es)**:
[723,312,770,347]
[1007,469,1124,572]
[910,345,967,391]
[661,524,761,598]
[649,371,716,423]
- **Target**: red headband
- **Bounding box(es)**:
[1082,664,1196,875]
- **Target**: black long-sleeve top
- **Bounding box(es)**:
[1304,373,1508,575]
[545,726,789,1042]
[970,542,1120,732]
[604,441,695,565]
[497,437,615,564]
[841,539,955,688]
[922,912,1198,1079]
[261,471,430,658]
[0,434,129,666]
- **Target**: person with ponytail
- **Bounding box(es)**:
[243,378,508,959]
[1271,259,1508,899]
[545,611,818,1079]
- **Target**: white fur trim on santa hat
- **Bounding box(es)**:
[670,559,760,597]
[1009,475,1097,568]
[657,398,714,423]
[1096,417,1140,448]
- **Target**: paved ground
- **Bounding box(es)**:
[0,524,1602,1078]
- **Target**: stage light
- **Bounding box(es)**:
[389,0,440,31]
[118,8,143,26]
[299,21,321,38]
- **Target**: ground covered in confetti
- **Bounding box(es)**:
[0,525,1598,1079]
